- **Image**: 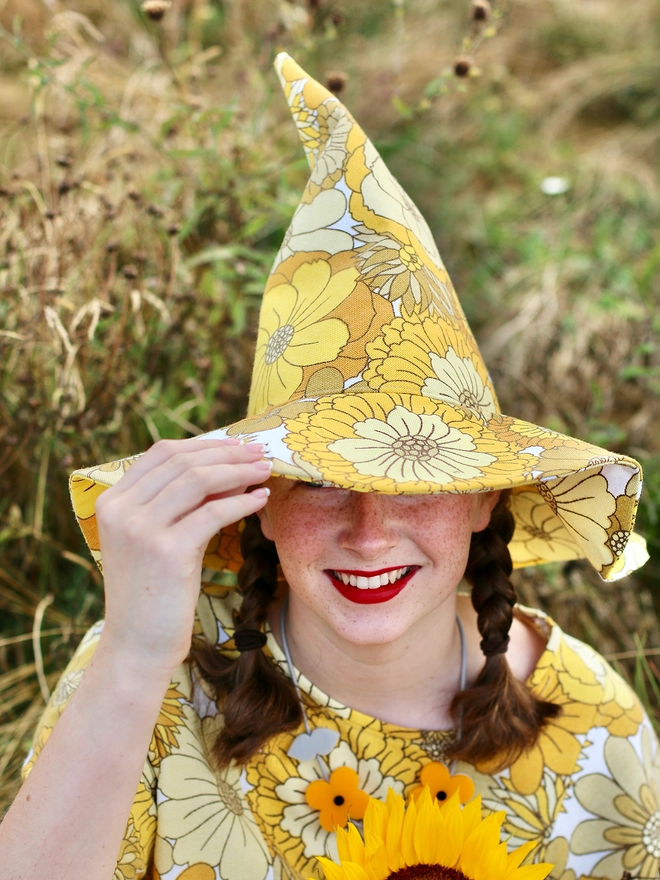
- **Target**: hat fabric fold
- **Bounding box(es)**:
[69,54,646,583]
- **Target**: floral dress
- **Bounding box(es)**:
[23,584,660,880]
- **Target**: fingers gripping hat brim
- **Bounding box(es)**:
[68,54,647,583]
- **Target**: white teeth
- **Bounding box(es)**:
[333,567,411,589]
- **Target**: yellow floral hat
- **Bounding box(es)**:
[70,54,647,582]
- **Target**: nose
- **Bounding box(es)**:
[338,492,399,560]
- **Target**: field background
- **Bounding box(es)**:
[1,0,659,812]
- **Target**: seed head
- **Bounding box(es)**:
[141,0,171,21]
[167,223,181,237]
[454,56,473,77]
[471,0,491,21]
[55,155,72,168]
[324,71,348,97]
[122,264,139,279]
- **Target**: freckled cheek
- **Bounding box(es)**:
[269,505,330,572]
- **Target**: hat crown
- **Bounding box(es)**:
[247,53,499,425]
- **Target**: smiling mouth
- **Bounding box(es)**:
[329,566,413,590]
[326,565,420,605]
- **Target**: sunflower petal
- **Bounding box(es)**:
[385,789,405,871]
[400,794,418,866]
[438,791,463,867]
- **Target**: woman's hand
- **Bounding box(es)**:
[95,437,271,679]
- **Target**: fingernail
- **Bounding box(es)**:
[255,459,273,470]
[219,437,241,445]
[252,487,270,498]
[244,442,266,452]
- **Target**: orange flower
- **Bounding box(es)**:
[410,760,475,805]
[305,766,370,832]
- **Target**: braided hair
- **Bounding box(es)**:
[190,515,302,767]
[446,491,560,769]
[192,497,559,769]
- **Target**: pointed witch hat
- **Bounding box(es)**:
[70,54,647,582]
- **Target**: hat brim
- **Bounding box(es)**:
[70,391,646,583]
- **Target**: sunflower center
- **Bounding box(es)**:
[385,865,468,880]
[265,324,295,364]
[642,811,660,857]
[391,435,439,462]
[216,779,244,816]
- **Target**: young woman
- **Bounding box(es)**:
[1,54,656,880]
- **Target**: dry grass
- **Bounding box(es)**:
[1,0,659,811]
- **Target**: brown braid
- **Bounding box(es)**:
[446,492,561,769]
[189,515,302,767]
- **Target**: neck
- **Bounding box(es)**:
[271,592,470,730]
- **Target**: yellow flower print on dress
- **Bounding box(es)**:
[472,766,569,866]
[284,393,534,494]
[364,314,497,422]
[354,225,458,318]
[248,258,355,414]
[157,717,270,880]
[410,760,475,805]
[249,738,403,874]
[571,728,660,880]
[305,766,370,832]
[148,683,187,765]
[552,633,642,737]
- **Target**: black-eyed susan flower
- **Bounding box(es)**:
[305,766,371,832]
[410,761,474,805]
[317,788,553,880]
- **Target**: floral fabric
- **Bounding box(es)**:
[23,588,660,880]
[67,53,646,582]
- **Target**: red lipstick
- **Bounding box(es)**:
[326,566,419,605]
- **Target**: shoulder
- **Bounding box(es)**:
[523,607,648,737]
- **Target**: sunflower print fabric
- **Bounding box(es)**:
[23,590,660,880]
[68,52,647,583]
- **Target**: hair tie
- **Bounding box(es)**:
[480,634,510,657]
[234,628,267,652]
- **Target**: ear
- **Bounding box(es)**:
[256,505,275,541]
[471,490,501,534]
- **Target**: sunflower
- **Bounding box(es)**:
[317,788,553,880]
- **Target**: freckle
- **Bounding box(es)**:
[26,794,30,801]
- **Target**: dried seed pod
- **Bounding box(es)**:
[167,223,181,236]
[127,189,141,201]
[141,0,171,21]
[454,56,472,77]
[44,209,57,219]
[58,179,73,195]
[122,264,139,279]
[324,71,348,97]
[106,241,120,253]
[146,204,164,217]
[471,0,491,21]
[55,155,72,168]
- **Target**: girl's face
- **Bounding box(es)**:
[258,479,500,647]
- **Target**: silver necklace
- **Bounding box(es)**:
[279,595,466,780]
